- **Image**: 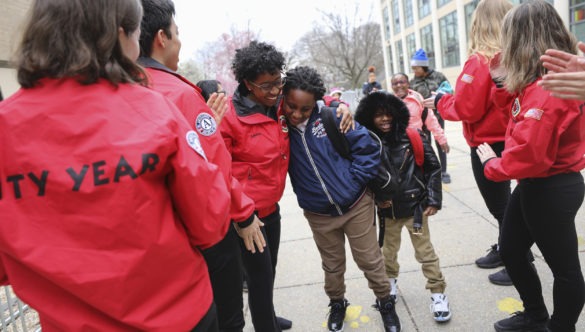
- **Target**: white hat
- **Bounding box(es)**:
[329,89,343,96]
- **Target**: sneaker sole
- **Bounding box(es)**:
[434,314,452,323]
[493,323,547,332]
[489,278,514,286]
[475,261,505,269]
[328,322,344,332]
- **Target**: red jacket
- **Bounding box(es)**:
[437,53,513,147]
[0,78,230,331]
[220,93,290,217]
[485,80,585,181]
[143,60,255,224]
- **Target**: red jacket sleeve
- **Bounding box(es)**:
[438,54,492,123]
[484,96,568,181]
[166,101,231,249]
[0,260,7,286]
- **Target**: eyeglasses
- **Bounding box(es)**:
[391,80,408,86]
[248,77,287,92]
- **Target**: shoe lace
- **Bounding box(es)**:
[328,301,347,323]
[431,295,449,313]
[488,244,498,253]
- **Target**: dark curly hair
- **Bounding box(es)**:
[283,66,326,101]
[232,41,285,96]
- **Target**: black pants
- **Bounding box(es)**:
[202,226,244,332]
[191,303,219,332]
[241,206,282,332]
[470,142,511,241]
[433,110,447,174]
[500,172,585,332]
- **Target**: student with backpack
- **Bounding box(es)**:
[355,91,452,323]
[283,66,401,332]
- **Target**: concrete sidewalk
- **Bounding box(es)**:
[243,120,585,332]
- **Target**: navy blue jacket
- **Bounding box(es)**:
[288,106,380,216]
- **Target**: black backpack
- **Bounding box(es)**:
[320,106,400,203]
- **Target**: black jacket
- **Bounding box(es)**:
[355,92,442,220]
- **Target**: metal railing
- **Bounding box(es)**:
[0,287,40,332]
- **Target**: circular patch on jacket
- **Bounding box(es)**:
[196,113,217,136]
[279,115,288,133]
[186,130,207,161]
[511,98,521,118]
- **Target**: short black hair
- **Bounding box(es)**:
[139,0,175,57]
[232,41,285,96]
[283,66,326,101]
[392,72,409,81]
[196,80,221,102]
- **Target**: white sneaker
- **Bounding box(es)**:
[430,293,451,322]
[389,278,398,303]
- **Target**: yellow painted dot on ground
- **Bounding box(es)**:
[359,315,371,323]
[322,321,327,328]
[578,235,585,246]
[345,305,362,321]
[349,321,360,329]
[497,297,524,314]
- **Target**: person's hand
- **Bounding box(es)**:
[336,103,355,133]
[440,142,450,154]
[423,206,438,216]
[207,92,228,126]
[423,93,437,109]
[489,52,506,82]
[540,41,585,74]
[234,217,265,254]
[538,42,585,100]
[476,143,497,164]
[377,200,392,209]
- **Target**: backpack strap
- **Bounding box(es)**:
[320,106,353,160]
[406,127,424,168]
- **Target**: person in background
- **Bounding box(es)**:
[362,66,382,95]
[355,91,451,324]
[138,1,265,331]
[197,79,225,102]
[477,1,585,331]
[422,0,518,287]
[284,66,401,332]
[410,49,452,184]
[0,0,230,331]
[390,73,449,155]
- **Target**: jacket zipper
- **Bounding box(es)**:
[298,128,343,215]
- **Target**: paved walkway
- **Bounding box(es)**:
[243,120,585,332]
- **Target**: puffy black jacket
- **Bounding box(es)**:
[355,91,442,221]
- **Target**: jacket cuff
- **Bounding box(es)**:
[434,92,444,109]
[482,157,496,168]
[235,213,255,228]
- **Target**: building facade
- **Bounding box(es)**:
[378,0,579,89]
[0,0,32,97]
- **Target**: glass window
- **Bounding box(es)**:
[403,0,414,27]
[418,0,431,19]
[437,0,451,8]
[420,24,436,69]
[439,11,460,67]
[395,40,405,73]
[387,45,395,74]
[571,0,585,42]
[406,33,416,66]
[383,6,391,39]
[464,1,479,37]
[392,0,401,34]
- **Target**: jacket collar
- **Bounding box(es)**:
[232,90,280,120]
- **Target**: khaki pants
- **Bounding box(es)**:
[383,215,446,293]
[304,193,390,300]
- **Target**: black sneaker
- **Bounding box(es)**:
[375,297,401,332]
[276,316,292,330]
[494,311,549,332]
[489,268,514,286]
[327,299,348,332]
[475,244,504,269]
